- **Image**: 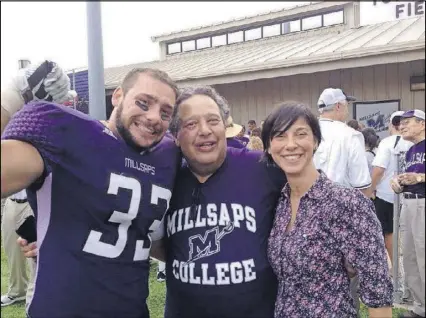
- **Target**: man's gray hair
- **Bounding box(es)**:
[169,86,230,136]
[318,100,347,114]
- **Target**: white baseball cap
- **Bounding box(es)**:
[318,88,356,108]
[401,109,425,121]
[390,111,405,125]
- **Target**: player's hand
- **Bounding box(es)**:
[390,176,403,193]
[398,173,419,186]
[43,63,71,103]
[1,60,70,116]
[17,237,38,258]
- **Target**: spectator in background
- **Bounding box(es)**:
[236,125,250,147]
[226,116,246,149]
[247,119,257,135]
[391,109,425,318]
[348,119,362,131]
[251,127,262,138]
[61,90,78,108]
[247,135,264,151]
[314,88,371,316]
[370,111,413,271]
[361,127,380,174]
[262,102,393,318]
[1,190,35,308]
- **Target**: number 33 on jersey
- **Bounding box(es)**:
[83,173,172,260]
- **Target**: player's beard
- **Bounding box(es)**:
[115,103,163,153]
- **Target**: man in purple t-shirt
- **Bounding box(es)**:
[162,86,286,318]
[391,109,425,318]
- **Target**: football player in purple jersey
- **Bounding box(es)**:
[1,61,181,318]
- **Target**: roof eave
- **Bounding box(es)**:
[175,40,425,81]
[105,40,424,89]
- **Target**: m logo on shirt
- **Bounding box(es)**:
[186,222,234,264]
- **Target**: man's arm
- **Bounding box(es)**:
[370,139,391,197]
[1,140,44,198]
[347,133,372,196]
[150,239,167,262]
[371,167,385,197]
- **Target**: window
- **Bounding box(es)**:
[167,42,181,54]
[263,24,281,38]
[302,15,322,30]
[324,10,344,26]
[283,19,301,34]
[196,37,211,49]
[166,10,346,55]
[182,40,195,52]
[245,27,262,41]
[228,30,243,44]
[212,34,227,47]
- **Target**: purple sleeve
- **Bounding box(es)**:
[330,190,393,307]
[2,102,69,176]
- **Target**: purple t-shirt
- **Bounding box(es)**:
[404,139,425,195]
[226,137,245,149]
[2,102,181,318]
[164,147,286,318]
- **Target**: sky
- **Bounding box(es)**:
[1,1,422,86]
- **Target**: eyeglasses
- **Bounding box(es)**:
[190,187,201,221]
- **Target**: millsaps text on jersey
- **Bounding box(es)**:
[125,158,156,175]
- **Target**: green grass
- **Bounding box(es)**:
[1,247,167,318]
[1,244,407,318]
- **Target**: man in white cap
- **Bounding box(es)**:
[314,88,372,316]
[370,111,413,296]
[391,109,425,318]
[314,88,371,195]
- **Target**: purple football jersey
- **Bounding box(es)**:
[2,102,181,318]
[164,147,286,318]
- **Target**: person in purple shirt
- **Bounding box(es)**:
[262,102,393,318]
[391,109,425,318]
[225,115,246,149]
[161,86,286,318]
[1,62,181,318]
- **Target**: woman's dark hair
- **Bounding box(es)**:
[362,128,380,150]
[261,101,322,165]
[347,119,360,131]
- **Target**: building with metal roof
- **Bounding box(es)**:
[98,2,424,132]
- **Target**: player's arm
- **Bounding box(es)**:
[1,140,44,198]
[1,61,71,198]
[150,238,166,262]
[347,134,372,197]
